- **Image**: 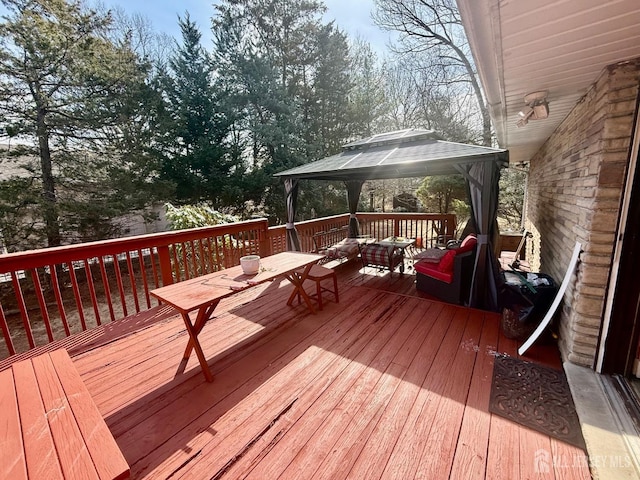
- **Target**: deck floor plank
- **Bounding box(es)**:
[35,263,584,480]
[130,287,392,478]
[317,301,448,480]
[412,308,486,479]
[0,368,28,480]
[174,289,417,479]
[448,312,499,480]
[374,306,467,479]
[255,297,434,480]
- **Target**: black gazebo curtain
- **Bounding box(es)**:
[465,161,501,311]
[345,180,364,237]
[284,178,301,251]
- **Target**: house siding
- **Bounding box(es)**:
[524,58,640,367]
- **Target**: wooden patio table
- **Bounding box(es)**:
[150,251,325,382]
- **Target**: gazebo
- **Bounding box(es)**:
[275,129,508,310]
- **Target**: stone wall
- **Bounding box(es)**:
[524,58,640,367]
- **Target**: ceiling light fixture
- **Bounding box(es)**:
[516,91,549,127]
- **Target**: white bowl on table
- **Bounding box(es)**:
[240,255,261,275]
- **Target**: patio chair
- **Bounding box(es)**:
[414,234,477,305]
[359,243,405,274]
[296,264,339,310]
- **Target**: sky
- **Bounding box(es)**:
[106,0,393,55]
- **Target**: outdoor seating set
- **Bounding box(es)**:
[313,227,481,306]
[359,237,415,274]
[313,227,416,275]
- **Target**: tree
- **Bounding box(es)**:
[416,174,468,215]
[498,167,526,229]
[305,23,352,158]
[374,0,492,146]
[159,13,236,205]
[0,0,151,247]
[212,0,355,223]
[349,39,389,137]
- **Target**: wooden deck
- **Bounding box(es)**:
[62,262,589,479]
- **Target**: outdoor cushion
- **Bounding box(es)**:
[437,249,457,273]
[360,244,394,265]
[455,234,477,253]
[413,248,447,263]
[414,260,453,283]
[336,237,360,255]
[323,237,359,259]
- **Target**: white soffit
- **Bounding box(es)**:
[458,0,640,164]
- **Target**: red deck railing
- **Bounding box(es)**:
[0,213,455,359]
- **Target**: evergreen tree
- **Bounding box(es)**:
[159,14,236,205]
[212,0,335,223]
[348,39,388,138]
[0,0,153,247]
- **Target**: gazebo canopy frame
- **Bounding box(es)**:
[274,129,509,311]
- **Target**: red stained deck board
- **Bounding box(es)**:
[79,283,299,415]
[310,302,449,480]
[123,287,388,477]
[161,288,408,479]
[242,296,430,480]
[12,360,63,480]
[102,294,311,436]
[76,281,277,382]
[30,353,101,480]
[378,306,470,480]
[0,368,28,480]
[49,349,129,480]
[0,305,177,374]
[277,299,447,480]
[448,313,500,480]
[105,300,316,439]
[21,264,574,480]
[550,438,591,480]
[413,309,486,479]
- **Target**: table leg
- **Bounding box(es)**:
[285,263,317,314]
[180,301,219,383]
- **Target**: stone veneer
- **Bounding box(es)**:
[524,58,640,367]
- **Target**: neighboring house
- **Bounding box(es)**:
[457,1,640,376]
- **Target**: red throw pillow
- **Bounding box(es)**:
[457,234,477,253]
[437,249,457,273]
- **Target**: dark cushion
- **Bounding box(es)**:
[413,248,447,263]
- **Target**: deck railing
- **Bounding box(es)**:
[0,212,455,359]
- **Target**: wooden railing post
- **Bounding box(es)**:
[258,219,271,257]
[156,245,174,286]
[445,214,457,240]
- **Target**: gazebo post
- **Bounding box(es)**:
[345,180,364,237]
[284,178,301,251]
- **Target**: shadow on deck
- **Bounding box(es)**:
[45,262,590,478]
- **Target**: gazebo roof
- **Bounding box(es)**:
[274,129,508,181]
